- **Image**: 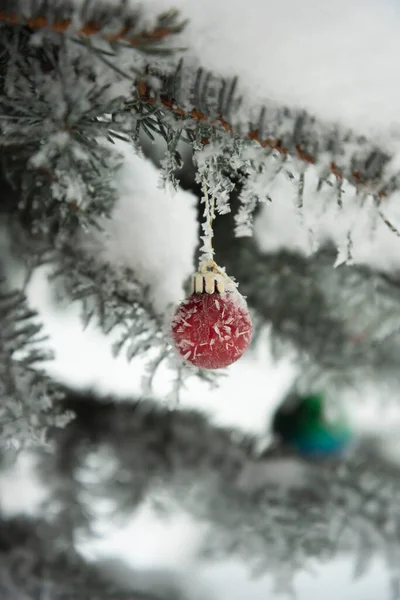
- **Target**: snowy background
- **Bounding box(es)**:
[2,0,400,597]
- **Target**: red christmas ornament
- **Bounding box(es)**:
[171,261,253,369]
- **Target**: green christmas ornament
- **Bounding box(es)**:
[272,392,353,458]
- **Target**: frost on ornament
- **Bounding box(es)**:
[171,261,253,369]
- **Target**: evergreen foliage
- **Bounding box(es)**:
[1,1,400,598]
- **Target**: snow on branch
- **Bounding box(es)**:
[47,241,218,401]
[0,515,149,600]
[0,273,71,452]
[2,2,398,211]
[135,57,396,195]
[1,1,400,252]
[0,1,186,54]
[135,62,400,243]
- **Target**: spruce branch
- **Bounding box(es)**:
[1,207,219,403]
[135,68,397,201]
[1,0,398,210]
[2,3,399,246]
[214,225,400,389]
[0,273,71,452]
[0,282,50,363]
[0,29,126,236]
[47,241,219,400]
[42,389,400,594]
[0,515,155,600]
[0,6,399,394]
[129,63,400,241]
[0,2,186,54]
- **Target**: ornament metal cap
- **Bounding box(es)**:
[191,259,236,294]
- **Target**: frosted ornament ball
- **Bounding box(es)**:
[171,260,253,369]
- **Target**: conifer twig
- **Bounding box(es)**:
[0,8,186,49]
[136,81,391,200]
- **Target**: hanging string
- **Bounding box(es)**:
[198,182,237,288]
[200,182,215,264]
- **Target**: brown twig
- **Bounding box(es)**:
[0,11,179,48]
[137,81,389,197]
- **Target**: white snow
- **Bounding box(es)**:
[139,0,400,137]
[24,267,149,397]
[81,140,198,314]
[253,167,400,272]
[0,452,49,516]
